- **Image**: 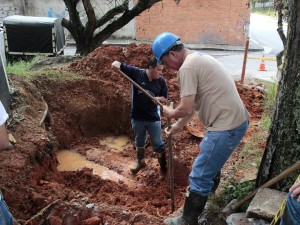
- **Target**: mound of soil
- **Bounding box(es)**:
[1,43,265,225]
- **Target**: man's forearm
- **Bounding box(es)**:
[175,113,194,129]
[170,106,192,119]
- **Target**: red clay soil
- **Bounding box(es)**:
[1,43,265,225]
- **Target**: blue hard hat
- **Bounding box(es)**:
[152,32,181,61]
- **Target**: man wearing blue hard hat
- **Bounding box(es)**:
[152,32,250,225]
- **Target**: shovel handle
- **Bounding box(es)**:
[113,67,164,108]
[166,100,175,212]
[230,161,300,212]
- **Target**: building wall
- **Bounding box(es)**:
[0,0,65,21]
[0,0,135,39]
[0,0,250,46]
[136,0,250,46]
[0,0,26,21]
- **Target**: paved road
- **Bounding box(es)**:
[213,50,278,83]
[250,13,286,55]
[210,13,287,83]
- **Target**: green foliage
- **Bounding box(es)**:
[206,179,256,215]
[222,179,256,211]
[238,142,262,170]
[262,81,277,113]
[5,56,84,80]
[259,114,271,132]
[206,194,226,214]
[252,6,276,18]
[6,56,44,77]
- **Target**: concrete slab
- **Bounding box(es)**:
[246,188,287,222]
[226,213,270,225]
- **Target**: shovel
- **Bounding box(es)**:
[166,100,175,212]
[112,66,163,108]
[113,67,175,211]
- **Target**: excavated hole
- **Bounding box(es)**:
[4,43,265,224]
[36,76,191,224]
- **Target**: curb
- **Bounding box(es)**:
[66,39,264,52]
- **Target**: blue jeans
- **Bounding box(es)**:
[131,119,165,153]
[0,192,13,225]
[189,120,249,196]
[280,192,300,225]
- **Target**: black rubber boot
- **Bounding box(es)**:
[211,171,221,194]
[164,189,208,225]
[157,151,167,175]
[130,147,146,174]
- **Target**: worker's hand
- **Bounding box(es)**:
[290,181,300,202]
[152,97,160,105]
[111,61,121,69]
[163,102,174,118]
[154,96,166,104]
[164,121,181,137]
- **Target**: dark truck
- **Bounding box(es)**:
[3,15,65,57]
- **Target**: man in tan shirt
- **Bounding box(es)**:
[152,32,249,225]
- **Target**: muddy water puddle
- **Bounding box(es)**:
[56,135,137,187]
[99,135,130,152]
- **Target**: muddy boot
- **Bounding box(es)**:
[164,189,208,225]
[157,151,167,175]
[130,147,146,174]
[211,172,221,194]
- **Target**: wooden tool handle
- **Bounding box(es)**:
[231,161,300,211]
[113,67,164,108]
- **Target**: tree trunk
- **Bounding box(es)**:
[62,0,161,55]
[256,0,300,191]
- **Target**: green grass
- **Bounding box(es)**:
[259,114,271,132]
[6,56,84,80]
[262,81,277,113]
[207,179,256,215]
[6,56,44,77]
[238,142,262,170]
[252,6,277,18]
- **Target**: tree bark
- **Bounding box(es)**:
[62,0,161,55]
[256,0,300,191]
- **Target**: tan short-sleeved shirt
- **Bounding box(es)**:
[179,51,249,131]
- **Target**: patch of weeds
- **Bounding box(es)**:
[206,179,256,216]
[207,194,226,214]
[6,56,84,80]
[251,131,264,143]
[36,69,84,80]
[237,80,275,171]
[238,142,262,170]
[6,55,45,77]
[259,114,271,132]
[262,81,276,114]
[221,179,256,211]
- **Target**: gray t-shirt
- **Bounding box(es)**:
[179,51,249,131]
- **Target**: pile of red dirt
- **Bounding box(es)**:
[1,43,265,225]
